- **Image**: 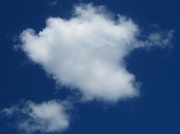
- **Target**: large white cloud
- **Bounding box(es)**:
[20,3,173,102]
[2,100,70,133]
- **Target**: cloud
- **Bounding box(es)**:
[19,3,173,102]
[147,30,174,47]
[2,100,70,133]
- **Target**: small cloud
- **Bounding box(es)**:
[2,100,70,133]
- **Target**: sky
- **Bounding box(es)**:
[0,0,180,134]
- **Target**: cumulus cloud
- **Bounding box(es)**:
[2,100,70,133]
[19,3,173,102]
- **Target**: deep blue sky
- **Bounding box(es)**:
[1,0,180,134]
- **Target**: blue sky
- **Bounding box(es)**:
[0,0,180,134]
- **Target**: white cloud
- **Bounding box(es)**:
[19,3,173,102]
[2,100,70,133]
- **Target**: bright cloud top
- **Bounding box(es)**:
[20,4,172,102]
[2,100,70,133]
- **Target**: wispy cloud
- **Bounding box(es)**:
[19,3,173,102]
[48,0,59,7]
